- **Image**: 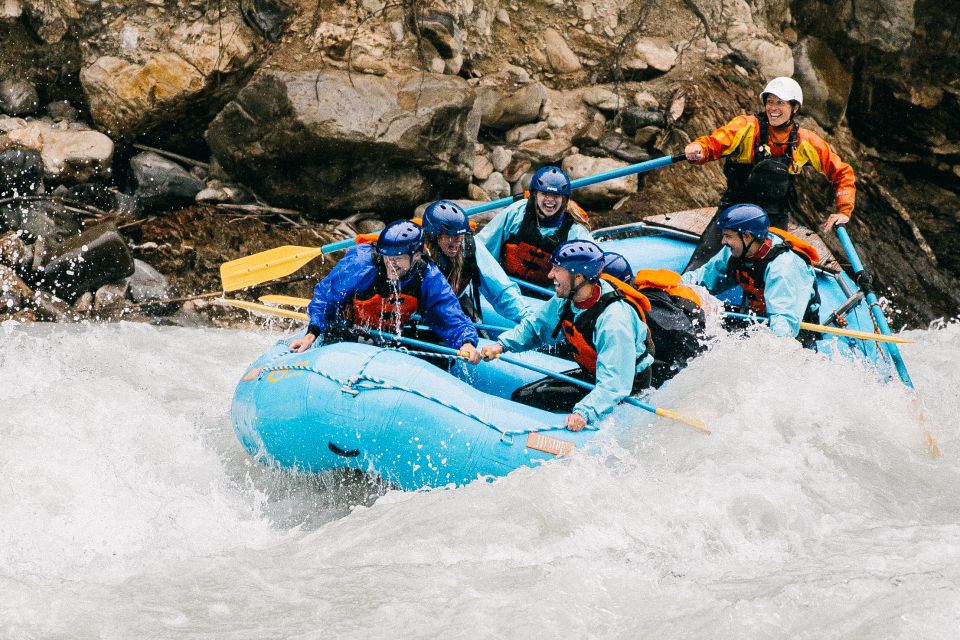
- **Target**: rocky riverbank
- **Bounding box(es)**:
[0,0,957,328]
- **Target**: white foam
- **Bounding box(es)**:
[3,321,959,638]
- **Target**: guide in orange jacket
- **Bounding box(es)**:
[683,76,856,270]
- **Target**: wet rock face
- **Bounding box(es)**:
[791,37,852,129]
[206,70,481,215]
[33,223,135,303]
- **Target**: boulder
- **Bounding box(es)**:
[730,36,794,78]
[0,0,22,19]
[127,259,171,304]
[505,121,548,144]
[130,152,204,212]
[20,0,76,44]
[206,70,481,214]
[93,281,130,313]
[34,223,135,302]
[633,91,659,110]
[0,79,39,116]
[490,146,512,173]
[0,201,59,239]
[517,137,571,164]
[32,290,73,322]
[594,132,651,163]
[792,37,853,129]
[479,172,510,199]
[45,100,78,121]
[561,154,637,205]
[619,108,665,136]
[480,82,547,130]
[80,20,256,140]
[542,28,582,73]
[0,264,32,312]
[502,156,532,182]
[472,154,494,181]
[572,113,606,147]
[623,37,677,73]
[0,116,114,183]
[582,87,625,113]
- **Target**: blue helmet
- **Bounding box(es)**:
[602,251,634,283]
[718,204,770,238]
[550,240,605,280]
[530,166,572,197]
[377,220,424,256]
[422,200,470,236]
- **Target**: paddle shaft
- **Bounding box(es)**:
[721,311,911,344]
[834,226,914,387]
[511,277,909,345]
[310,154,686,255]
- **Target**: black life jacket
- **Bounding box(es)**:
[348,259,426,332]
[721,113,800,225]
[726,236,822,348]
[503,204,575,288]
[632,269,708,381]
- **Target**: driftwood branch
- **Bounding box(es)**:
[132,143,211,169]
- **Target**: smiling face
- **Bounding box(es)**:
[721,229,761,259]
[764,95,797,127]
[548,263,577,298]
[535,191,565,219]
[437,233,463,259]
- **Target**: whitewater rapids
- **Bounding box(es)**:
[2,319,958,638]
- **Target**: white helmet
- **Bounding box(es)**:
[761,77,803,106]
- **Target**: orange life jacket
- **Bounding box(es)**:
[552,279,652,377]
[727,229,819,315]
[633,269,703,308]
[503,199,585,287]
[348,260,425,331]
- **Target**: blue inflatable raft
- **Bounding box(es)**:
[232,214,891,489]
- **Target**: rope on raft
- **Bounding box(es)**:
[255,359,595,440]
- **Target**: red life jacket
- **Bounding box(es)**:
[726,229,820,315]
[552,278,652,378]
[347,260,426,331]
[502,205,577,287]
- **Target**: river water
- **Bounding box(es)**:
[2,319,959,639]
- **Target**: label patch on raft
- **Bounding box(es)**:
[526,433,575,457]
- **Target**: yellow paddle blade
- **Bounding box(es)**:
[654,407,711,434]
[259,294,311,308]
[800,322,912,344]
[222,298,309,321]
[220,245,324,292]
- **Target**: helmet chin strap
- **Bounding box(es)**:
[566,273,594,300]
[738,232,760,258]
